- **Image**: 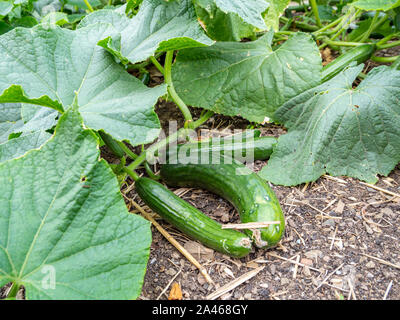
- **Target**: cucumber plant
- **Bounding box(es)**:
[0,0,400,300]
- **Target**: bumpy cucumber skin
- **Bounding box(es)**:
[174,136,277,162]
[160,160,285,248]
[163,136,277,167]
[322,44,376,82]
[135,177,252,258]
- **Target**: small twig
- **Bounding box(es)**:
[271,290,288,299]
[325,283,350,293]
[361,205,388,228]
[293,200,342,220]
[383,280,393,300]
[293,255,300,279]
[359,181,400,199]
[347,278,356,300]
[360,253,400,270]
[221,221,281,230]
[206,267,264,300]
[330,225,338,251]
[292,228,306,247]
[301,182,309,193]
[322,198,337,212]
[322,175,347,184]
[264,252,322,273]
[157,269,182,300]
[315,263,344,291]
[130,200,214,285]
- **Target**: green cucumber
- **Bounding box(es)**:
[162,135,277,164]
[322,44,376,82]
[135,177,253,258]
[98,130,125,159]
[160,157,285,248]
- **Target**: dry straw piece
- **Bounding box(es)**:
[206,267,265,300]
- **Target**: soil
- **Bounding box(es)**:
[1,41,400,302]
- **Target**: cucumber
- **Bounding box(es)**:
[322,44,376,82]
[98,130,125,159]
[135,177,252,258]
[160,157,285,248]
[163,135,277,164]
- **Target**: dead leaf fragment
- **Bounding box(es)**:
[168,282,183,300]
[183,241,214,261]
[334,200,345,214]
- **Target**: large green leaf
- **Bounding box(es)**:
[172,32,322,122]
[194,0,254,41]
[20,105,58,133]
[0,108,152,299]
[0,121,23,144]
[0,130,51,163]
[259,65,400,186]
[194,0,269,29]
[0,103,21,123]
[352,0,400,11]
[264,0,290,31]
[79,0,213,64]
[0,103,57,150]
[66,0,101,9]
[0,23,166,146]
[0,1,13,17]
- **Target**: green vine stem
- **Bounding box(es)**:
[127,52,163,72]
[117,141,160,180]
[123,166,140,181]
[126,110,214,172]
[358,11,382,43]
[322,39,364,47]
[331,9,361,41]
[377,40,400,50]
[7,283,20,299]
[150,56,165,75]
[376,33,400,46]
[83,0,94,12]
[318,9,362,49]
[371,55,400,63]
[313,14,346,36]
[279,16,319,32]
[164,51,193,126]
[392,56,400,70]
[310,0,322,28]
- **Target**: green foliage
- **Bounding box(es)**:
[193,0,269,29]
[0,23,166,146]
[264,0,290,31]
[80,0,213,64]
[352,0,400,11]
[172,32,322,122]
[0,108,152,299]
[194,0,254,41]
[260,65,400,185]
